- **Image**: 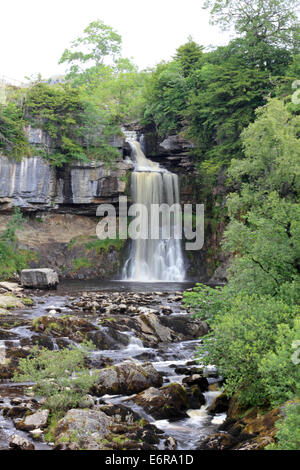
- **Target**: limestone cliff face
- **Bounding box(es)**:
[0,126,133,214]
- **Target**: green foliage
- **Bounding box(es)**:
[0,102,31,159]
[0,208,34,279]
[85,236,125,254]
[72,257,92,270]
[143,61,187,137]
[189,286,299,406]
[259,319,300,407]
[203,0,300,49]
[24,81,120,166]
[13,342,97,415]
[185,95,300,423]
[59,19,122,84]
[224,99,300,295]
[183,283,230,320]
[266,402,300,450]
[174,38,204,77]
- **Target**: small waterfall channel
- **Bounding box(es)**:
[122,136,185,282]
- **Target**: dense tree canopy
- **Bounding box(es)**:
[203,0,300,49]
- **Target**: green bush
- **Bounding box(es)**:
[0,208,35,279]
[258,318,300,407]
[0,102,31,159]
[187,284,299,407]
[13,342,97,416]
[266,402,300,450]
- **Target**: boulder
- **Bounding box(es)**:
[133,383,188,420]
[9,434,35,450]
[93,361,163,396]
[208,392,230,414]
[197,432,237,450]
[17,409,49,431]
[53,409,113,450]
[21,269,59,289]
[182,374,209,392]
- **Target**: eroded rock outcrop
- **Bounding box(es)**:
[93,361,163,396]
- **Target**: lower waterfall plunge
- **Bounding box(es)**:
[122,141,185,282]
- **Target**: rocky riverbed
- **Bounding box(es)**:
[0,281,228,450]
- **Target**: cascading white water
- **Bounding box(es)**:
[122,141,185,282]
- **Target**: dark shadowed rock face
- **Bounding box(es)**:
[133,383,189,420]
[93,361,163,396]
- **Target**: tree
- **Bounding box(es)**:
[203,0,300,49]
[174,38,204,77]
[224,98,300,296]
[59,20,122,83]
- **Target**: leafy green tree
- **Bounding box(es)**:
[59,20,122,84]
[224,99,300,295]
[185,286,299,406]
[203,0,300,49]
[259,319,300,407]
[143,61,187,136]
[174,38,204,77]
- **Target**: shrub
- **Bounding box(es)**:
[13,342,97,416]
[266,402,300,450]
[187,284,299,406]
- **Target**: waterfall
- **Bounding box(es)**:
[122,141,185,282]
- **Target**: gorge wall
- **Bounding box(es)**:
[0,125,227,281]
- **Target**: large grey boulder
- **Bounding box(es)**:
[17,409,49,431]
[20,269,59,289]
[53,409,113,450]
[93,361,163,396]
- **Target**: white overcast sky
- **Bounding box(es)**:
[1,0,231,83]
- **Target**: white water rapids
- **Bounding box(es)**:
[122,141,185,282]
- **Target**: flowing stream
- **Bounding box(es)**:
[122,142,185,282]
[0,281,225,450]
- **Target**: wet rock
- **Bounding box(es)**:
[185,385,206,409]
[88,327,130,350]
[17,409,49,431]
[182,374,209,392]
[9,434,35,450]
[208,392,230,415]
[21,269,59,289]
[0,344,31,379]
[134,383,188,420]
[160,315,209,339]
[197,432,237,450]
[164,436,177,450]
[138,313,173,343]
[31,315,95,343]
[93,361,163,396]
[31,333,55,350]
